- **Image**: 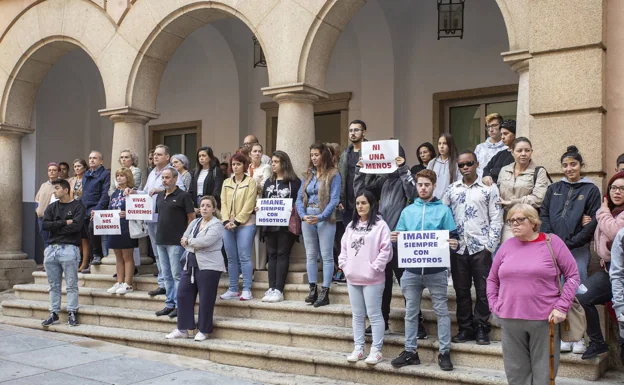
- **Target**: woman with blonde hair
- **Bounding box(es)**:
[69,158,90,271]
[487,203,579,384]
[109,150,142,195]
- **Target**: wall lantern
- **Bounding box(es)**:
[437,0,464,39]
[253,36,266,68]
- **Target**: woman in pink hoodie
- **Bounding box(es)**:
[339,190,392,365]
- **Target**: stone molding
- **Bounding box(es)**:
[262,83,328,99]
[502,49,532,73]
[99,106,160,124]
[0,123,34,137]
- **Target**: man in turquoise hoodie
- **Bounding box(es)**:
[390,169,459,372]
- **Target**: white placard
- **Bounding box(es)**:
[93,210,122,235]
[256,198,293,226]
[126,195,154,221]
[397,230,450,268]
[360,140,399,174]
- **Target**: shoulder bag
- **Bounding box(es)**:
[288,181,302,235]
[546,234,586,342]
[129,220,149,239]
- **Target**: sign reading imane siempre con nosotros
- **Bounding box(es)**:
[360,140,399,174]
[93,210,121,235]
[397,230,450,268]
[256,198,293,226]
[126,195,154,221]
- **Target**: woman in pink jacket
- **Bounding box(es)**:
[577,171,624,359]
[339,190,392,365]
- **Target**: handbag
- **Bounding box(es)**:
[287,182,301,235]
[546,234,587,342]
[129,220,149,239]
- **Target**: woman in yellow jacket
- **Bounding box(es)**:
[220,153,258,301]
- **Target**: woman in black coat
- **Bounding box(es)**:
[189,146,224,210]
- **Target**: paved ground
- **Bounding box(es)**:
[0,323,266,385]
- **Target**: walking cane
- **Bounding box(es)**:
[549,321,555,385]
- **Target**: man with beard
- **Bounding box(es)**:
[338,120,367,223]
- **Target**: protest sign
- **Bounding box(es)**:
[360,140,399,174]
[126,195,154,221]
[93,210,121,235]
[397,230,450,268]
[256,198,293,226]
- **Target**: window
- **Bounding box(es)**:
[149,121,202,170]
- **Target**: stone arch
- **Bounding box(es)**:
[123,0,272,113]
[0,0,117,129]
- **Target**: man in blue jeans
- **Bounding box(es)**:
[154,168,195,319]
[390,169,459,371]
[41,179,86,327]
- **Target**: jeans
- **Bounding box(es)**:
[156,245,184,308]
[224,225,256,292]
[44,244,80,313]
[451,249,492,334]
[265,231,295,292]
[577,270,612,344]
[301,207,335,288]
[348,283,385,350]
[381,244,404,326]
[570,245,591,284]
[147,222,165,289]
[401,270,451,353]
[38,217,50,249]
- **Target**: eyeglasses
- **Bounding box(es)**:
[348,128,363,133]
[457,161,476,168]
[610,185,624,193]
[507,217,528,226]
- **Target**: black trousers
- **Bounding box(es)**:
[381,244,405,326]
[451,248,492,333]
[177,268,221,334]
[88,219,103,259]
[577,269,612,344]
[333,221,346,268]
[265,231,296,292]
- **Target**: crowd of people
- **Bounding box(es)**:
[36,115,624,383]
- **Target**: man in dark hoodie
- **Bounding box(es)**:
[389,169,459,372]
[41,179,86,327]
[338,120,367,223]
[482,120,516,186]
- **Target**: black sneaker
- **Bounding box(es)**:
[365,325,390,336]
[438,352,454,371]
[451,330,475,343]
[168,308,178,318]
[417,321,428,340]
[41,312,59,327]
[148,287,166,296]
[391,350,420,368]
[68,311,79,327]
[91,256,103,266]
[475,326,490,345]
[155,307,176,317]
[582,341,609,360]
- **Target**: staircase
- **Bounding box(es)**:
[0,266,610,385]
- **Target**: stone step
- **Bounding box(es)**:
[0,313,607,385]
[12,283,506,341]
[0,298,605,381]
[90,263,158,275]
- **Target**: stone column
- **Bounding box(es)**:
[502,50,532,138]
[98,107,159,271]
[607,0,624,181]
[0,124,36,290]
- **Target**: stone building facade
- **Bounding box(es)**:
[0,0,618,291]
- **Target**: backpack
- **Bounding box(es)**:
[533,166,553,185]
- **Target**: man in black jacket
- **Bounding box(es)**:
[41,179,86,327]
[482,120,516,186]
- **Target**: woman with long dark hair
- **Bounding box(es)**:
[427,133,460,199]
[339,190,392,364]
[189,146,224,210]
[411,142,437,176]
[296,142,341,307]
[259,151,301,302]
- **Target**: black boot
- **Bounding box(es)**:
[313,286,330,307]
[305,283,317,304]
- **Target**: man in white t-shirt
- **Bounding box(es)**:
[474,113,507,177]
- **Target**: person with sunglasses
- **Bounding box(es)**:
[487,203,579,385]
[442,150,503,345]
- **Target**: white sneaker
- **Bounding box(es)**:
[364,347,383,365]
[106,283,121,294]
[560,341,572,352]
[194,332,208,341]
[347,347,365,362]
[572,339,586,354]
[116,283,133,295]
[165,329,188,339]
[262,289,274,302]
[220,290,240,300]
[267,289,284,303]
[240,290,253,301]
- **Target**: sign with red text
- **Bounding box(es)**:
[360,140,399,174]
[126,195,154,221]
[397,230,450,268]
[93,210,121,235]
